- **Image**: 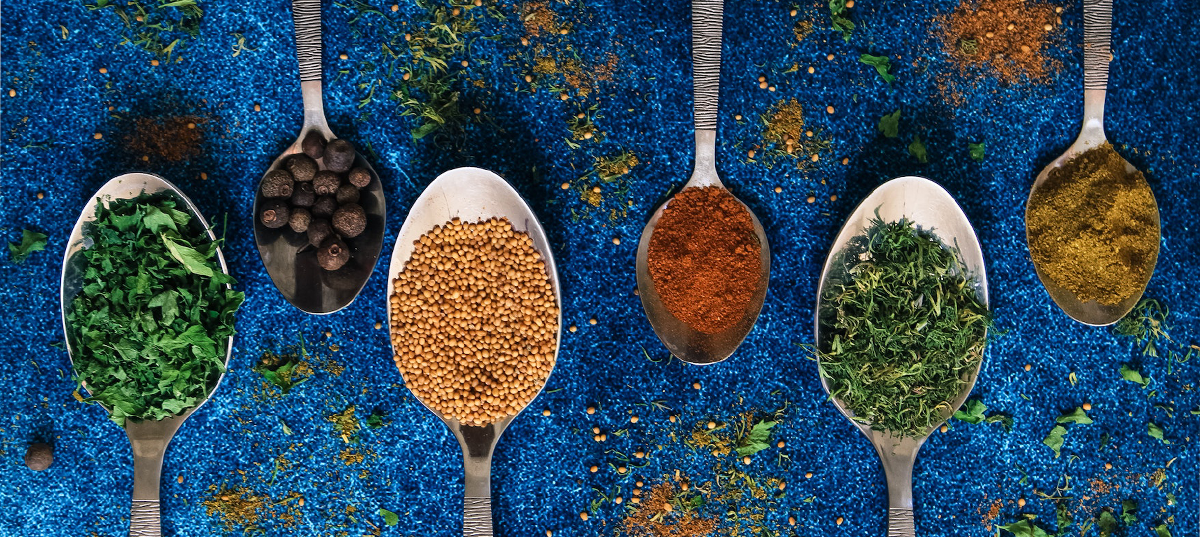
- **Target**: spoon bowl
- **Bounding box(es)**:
[814,176,988,537]
[60,173,234,536]
[385,167,561,535]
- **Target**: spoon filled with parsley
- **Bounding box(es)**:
[60,173,244,536]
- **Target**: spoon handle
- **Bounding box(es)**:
[1081,0,1111,123]
[692,0,724,132]
[128,447,166,536]
[292,0,323,82]
[463,497,493,537]
[887,508,916,537]
[878,439,918,537]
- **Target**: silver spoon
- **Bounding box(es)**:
[385,167,562,536]
[253,0,386,314]
[814,177,988,537]
[1026,0,1159,326]
[634,0,771,365]
[60,173,234,537]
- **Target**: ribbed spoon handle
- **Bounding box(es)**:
[887,508,916,537]
[1082,0,1112,92]
[293,0,323,82]
[691,0,724,132]
[463,496,493,537]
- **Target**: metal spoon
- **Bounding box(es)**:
[1026,0,1159,326]
[60,173,234,537]
[634,0,771,365]
[814,177,988,537]
[253,0,386,314]
[385,168,562,536]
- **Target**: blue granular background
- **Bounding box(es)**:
[0,0,1196,536]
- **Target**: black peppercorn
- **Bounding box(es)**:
[308,218,333,247]
[336,183,360,205]
[25,442,53,471]
[260,200,290,228]
[302,130,326,160]
[289,207,312,233]
[290,181,315,207]
[323,139,356,173]
[332,203,367,239]
[312,195,337,218]
[348,167,372,188]
[318,236,351,270]
[313,171,341,196]
[285,154,318,182]
[260,169,294,198]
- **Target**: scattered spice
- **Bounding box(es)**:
[126,115,207,162]
[646,187,763,335]
[938,0,1064,85]
[389,217,559,426]
[567,150,639,221]
[1026,143,1159,306]
[758,99,832,167]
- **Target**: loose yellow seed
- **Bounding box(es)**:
[836,517,844,525]
[807,196,816,203]
[940,425,949,433]
[391,4,399,11]
[7,90,14,97]
[375,322,382,329]
[811,154,820,162]
[778,481,786,490]
[777,440,785,448]
[592,427,600,434]
[579,512,588,521]
[521,37,530,46]
[473,107,481,114]
[560,182,570,190]
[1024,364,1032,371]
[403,72,411,81]
[587,406,595,415]
[742,456,751,465]
[759,82,768,89]
[559,28,569,35]
[774,187,782,193]
[789,516,796,525]
[339,53,348,60]
[807,66,815,74]
[560,93,569,101]
[631,498,640,504]
[461,60,469,67]
[589,318,597,325]
[826,105,835,114]
[768,86,776,92]
[525,75,533,82]
[747,149,756,158]
[758,76,767,82]
[569,325,578,332]
[599,434,607,441]
[452,7,460,15]
[93,132,103,140]
[542,409,551,416]
[845,0,854,7]
[617,466,627,474]
[636,481,643,487]
[1056,6,1063,13]
[546,531,552,537]
[151,59,159,66]
[99,67,108,74]
[634,450,644,459]
[827,54,835,61]
[254,104,261,112]
[669,415,677,423]
[1044,24,1053,31]
[805,472,813,479]
[630,416,639,423]
[1105,462,1113,470]
[841,157,849,165]
[591,186,601,193]
[707,421,716,430]
[1007,23,1015,31]
[693,382,701,390]
[614,497,622,504]
[36,192,44,200]
[986,32,995,38]
[830,195,838,201]
[590,465,598,473]
[1082,402,1092,411]
[200,172,208,180]
[664,503,673,512]
[612,237,621,245]
[734,114,742,120]
[1018,498,1026,507]
[789,8,797,16]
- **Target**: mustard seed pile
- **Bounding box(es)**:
[389,217,559,426]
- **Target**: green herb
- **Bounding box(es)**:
[969,141,986,161]
[1119,499,1137,525]
[1114,298,1191,374]
[1147,422,1169,444]
[952,398,1012,430]
[817,216,989,437]
[1119,363,1150,387]
[999,519,1050,537]
[367,408,386,429]
[1043,425,1067,458]
[908,134,928,163]
[83,0,203,59]
[8,229,47,263]
[1055,502,1072,536]
[253,351,311,395]
[1056,407,1093,425]
[859,53,896,83]
[1155,523,1172,537]
[828,0,854,42]
[735,420,776,456]
[379,508,399,526]
[279,417,293,436]
[877,109,900,138]
[1096,510,1118,537]
[66,194,243,426]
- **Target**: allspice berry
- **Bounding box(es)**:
[323,139,356,173]
[285,154,318,182]
[308,219,333,247]
[259,200,290,229]
[25,442,53,471]
[260,170,294,198]
[332,203,367,238]
[318,237,350,270]
[289,207,312,233]
[301,130,326,160]
[290,182,316,207]
[313,171,341,196]
[336,183,360,205]
[312,196,337,218]
[348,167,372,188]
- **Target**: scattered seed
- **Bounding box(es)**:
[587,406,595,415]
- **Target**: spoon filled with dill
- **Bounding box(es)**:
[814,177,989,537]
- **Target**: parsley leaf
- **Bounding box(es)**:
[828,0,854,42]
[1120,363,1149,387]
[380,508,399,526]
[999,519,1050,537]
[859,54,896,83]
[367,409,386,429]
[1148,422,1169,444]
[1096,510,1118,537]
[1155,523,1173,537]
[1056,407,1093,425]
[908,134,928,163]
[969,141,986,161]
[1119,500,1137,525]
[878,109,901,138]
[1043,425,1067,458]
[736,420,777,456]
[9,229,47,264]
[1055,502,1072,535]
[952,398,1013,430]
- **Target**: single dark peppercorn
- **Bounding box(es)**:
[308,219,333,247]
[313,171,341,196]
[302,130,326,160]
[332,203,367,239]
[25,442,53,471]
[323,139,356,173]
[289,207,312,233]
[312,195,337,218]
[348,167,372,188]
[260,200,291,228]
[260,169,294,198]
[285,154,318,182]
[336,183,360,205]
[318,237,351,270]
[290,181,315,207]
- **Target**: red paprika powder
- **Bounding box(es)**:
[647,186,762,334]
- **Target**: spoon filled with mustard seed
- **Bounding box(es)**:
[1025,0,1159,326]
[635,0,771,365]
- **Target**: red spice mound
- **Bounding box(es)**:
[647,186,762,335]
[937,0,1064,85]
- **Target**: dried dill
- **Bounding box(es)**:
[817,216,989,437]
[84,0,203,60]
[1113,298,1195,375]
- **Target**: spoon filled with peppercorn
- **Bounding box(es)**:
[815,176,989,537]
[635,0,771,365]
[253,0,386,314]
[1025,0,1159,326]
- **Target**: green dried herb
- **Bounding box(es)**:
[999,519,1050,537]
[953,398,1013,430]
[1119,500,1137,525]
[379,508,399,526]
[1096,510,1118,537]
[908,134,928,163]
[817,216,989,437]
[1119,363,1149,387]
[1155,523,1173,537]
[66,194,243,426]
[970,141,986,161]
[735,420,776,456]
[8,229,47,263]
[83,0,203,60]
[828,0,854,42]
[1056,407,1093,425]
[1043,425,1067,458]
[859,53,896,83]
[878,109,900,138]
[1147,422,1169,444]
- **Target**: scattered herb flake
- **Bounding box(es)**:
[859,53,896,83]
[735,420,776,457]
[1119,363,1150,387]
[1043,425,1067,458]
[878,109,901,138]
[1056,407,1093,425]
[1147,422,1169,444]
[908,134,928,163]
[1155,523,1172,537]
[8,229,47,264]
[1096,510,1118,537]
[1119,499,1137,525]
[380,507,399,526]
[998,519,1050,537]
[970,141,986,161]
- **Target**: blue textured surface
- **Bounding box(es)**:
[1,0,1197,536]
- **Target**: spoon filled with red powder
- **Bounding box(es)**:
[634,0,770,364]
